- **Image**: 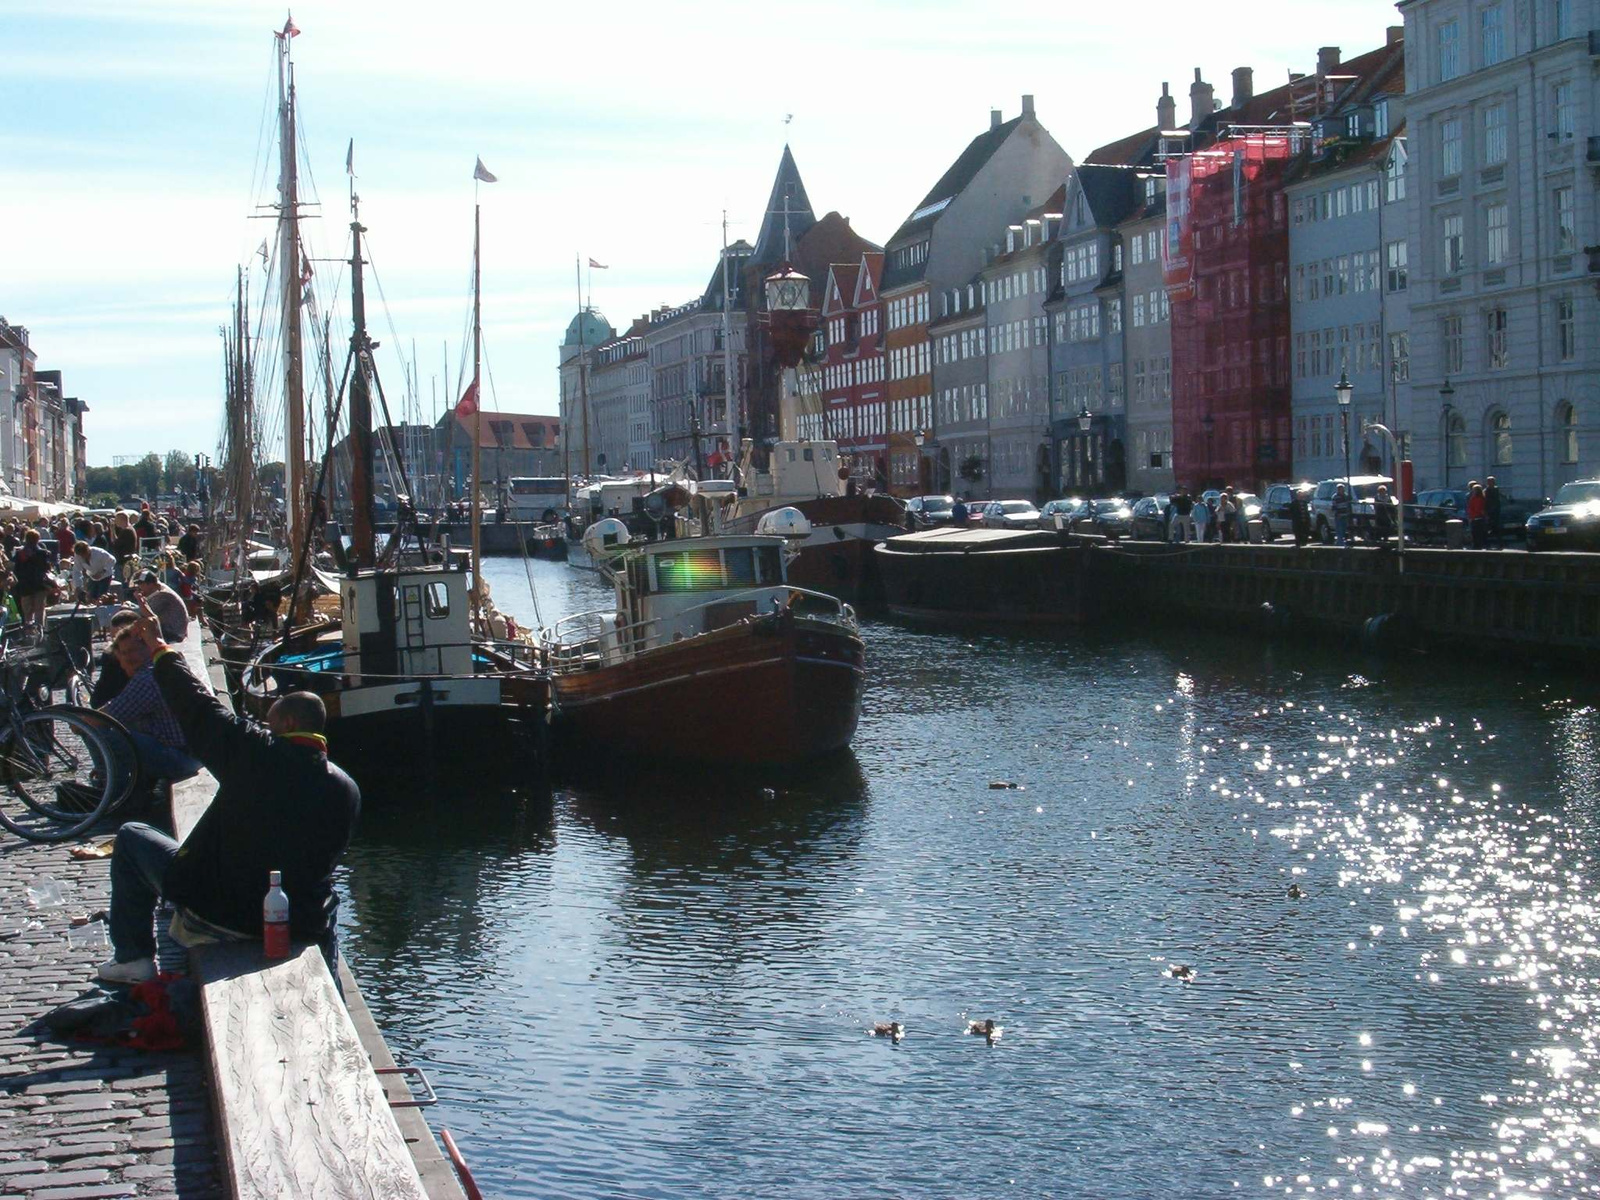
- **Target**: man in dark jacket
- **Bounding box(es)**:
[1484,475,1503,549]
[98,604,360,985]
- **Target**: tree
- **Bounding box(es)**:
[136,453,162,501]
[163,450,198,493]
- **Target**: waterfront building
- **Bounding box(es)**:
[588,323,649,473]
[891,97,1072,498]
[1051,169,1138,495]
[1397,0,1597,498]
[982,196,1061,501]
[927,275,988,498]
[556,307,616,478]
[434,409,561,499]
[815,251,888,482]
[1286,38,1410,488]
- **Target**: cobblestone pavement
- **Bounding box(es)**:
[0,829,222,1200]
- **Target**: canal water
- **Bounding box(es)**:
[340,556,1600,1199]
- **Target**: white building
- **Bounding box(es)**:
[1398,0,1597,500]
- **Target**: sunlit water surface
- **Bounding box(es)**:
[336,557,1600,1199]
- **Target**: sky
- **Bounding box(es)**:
[6,0,1405,466]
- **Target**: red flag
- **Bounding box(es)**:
[455,379,478,417]
[588,258,609,269]
[278,15,300,38]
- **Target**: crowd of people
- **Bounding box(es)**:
[0,502,204,631]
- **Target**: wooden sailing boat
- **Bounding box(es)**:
[238,106,546,774]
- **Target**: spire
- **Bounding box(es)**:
[750,145,816,268]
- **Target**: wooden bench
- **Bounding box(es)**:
[168,626,440,1200]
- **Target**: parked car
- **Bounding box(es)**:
[1262,483,1314,541]
[1406,487,1544,545]
[1525,480,1600,552]
[1129,494,1170,540]
[905,494,957,527]
[1038,498,1082,528]
[980,499,1042,530]
[1309,475,1393,543]
[1086,497,1135,538]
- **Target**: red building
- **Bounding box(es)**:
[1167,131,1295,491]
[811,251,887,481]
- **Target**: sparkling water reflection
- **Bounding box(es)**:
[335,558,1600,1198]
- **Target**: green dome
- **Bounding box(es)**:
[563,309,614,348]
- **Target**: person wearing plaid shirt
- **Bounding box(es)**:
[100,624,201,782]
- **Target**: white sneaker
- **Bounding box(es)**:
[96,956,156,985]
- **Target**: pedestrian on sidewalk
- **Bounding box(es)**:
[1467,481,1489,549]
[1484,475,1503,549]
[1332,484,1353,547]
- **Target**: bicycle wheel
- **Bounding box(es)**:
[0,710,118,841]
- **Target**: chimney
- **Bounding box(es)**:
[1387,25,1403,46]
[1021,94,1035,118]
[990,108,1003,131]
[1231,66,1253,110]
[1157,82,1176,132]
[1189,68,1214,129]
[1318,46,1341,76]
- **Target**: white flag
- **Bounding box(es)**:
[473,157,497,183]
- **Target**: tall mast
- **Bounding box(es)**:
[470,203,484,617]
[277,20,306,557]
[348,215,376,570]
[233,267,251,588]
[576,257,591,480]
[721,211,735,468]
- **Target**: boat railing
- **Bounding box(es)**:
[241,636,542,691]
[541,585,857,673]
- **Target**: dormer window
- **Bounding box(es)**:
[1374,98,1390,138]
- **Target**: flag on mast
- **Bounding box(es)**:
[277,14,299,38]
[256,238,269,265]
[345,139,354,175]
[473,158,497,183]
[588,258,609,270]
[455,378,479,417]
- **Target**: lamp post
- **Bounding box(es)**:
[1077,403,1093,493]
[1439,378,1455,487]
[1335,368,1354,491]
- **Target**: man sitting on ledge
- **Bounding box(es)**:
[97,602,361,986]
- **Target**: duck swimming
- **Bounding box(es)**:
[965,1018,1002,1040]
[1169,963,1195,980]
[871,1021,905,1040]
[1287,884,1304,900]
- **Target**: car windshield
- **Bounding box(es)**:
[1554,482,1600,506]
[920,496,954,511]
[1092,500,1126,513]
[999,501,1036,514]
[1351,481,1391,501]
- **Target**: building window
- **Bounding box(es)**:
[1552,0,1572,39]
[1385,240,1408,291]
[1440,117,1462,177]
[1552,80,1574,137]
[1556,295,1576,361]
[1554,186,1576,253]
[1375,99,1390,138]
[1385,145,1407,203]
[1480,4,1505,65]
[1484,203,1509,265]
[1448,411,1468,467]
[1558,402,1578,463]
[1486,308,1510,368]
[1482,103,1506,166]
[1444,314,1465,374]
[1108,299,1122,334]
[1443,215,1465,275]
[1438,19,1461,81]
[1389,332,1410,381]
[1132,294,1146,327]
[1490,410,1513,464]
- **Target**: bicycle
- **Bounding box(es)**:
[0,623,140,842]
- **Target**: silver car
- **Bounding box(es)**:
[981,500,1042,530]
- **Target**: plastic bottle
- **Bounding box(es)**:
[263,871,290,961]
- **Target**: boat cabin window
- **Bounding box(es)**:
[652,548,726,593]
[786,448,796,463]
[803,447,814,462]
[424,581,450,619]
[756,544,782,584]
[724,547,757,588]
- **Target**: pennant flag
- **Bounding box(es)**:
[256,238,269,264]
[473,158,497,183]
[277,14,300,39]
[345,139,353,175]
[588,258,609,270]
[300,250,313,288]
[455,378,479,417]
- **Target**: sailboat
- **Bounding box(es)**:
[236,45,546,775]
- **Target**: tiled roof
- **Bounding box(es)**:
[887,115,1026,249]
[445,411,560,451]
[1076,164,1143,231]
[822,262,862,315]
[1087,126,1160,167]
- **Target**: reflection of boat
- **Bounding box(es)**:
[541,508,864,765]
[725,440,904,608]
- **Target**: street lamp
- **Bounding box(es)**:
[1438,378,1456,486]
[1077,403,1092,491]
[1335,368,1354,489]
